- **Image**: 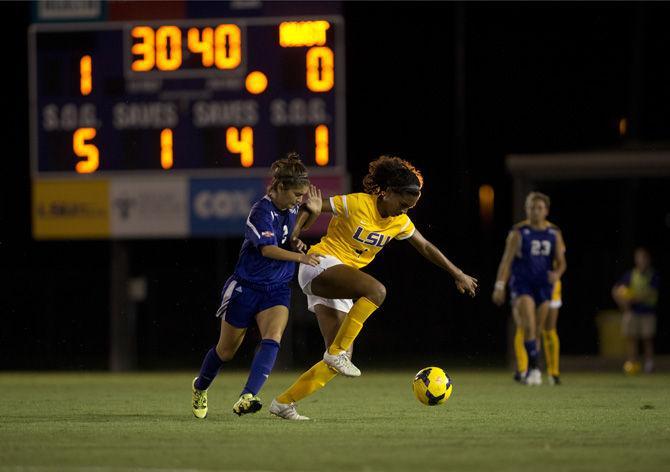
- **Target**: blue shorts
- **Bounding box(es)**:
[215,276,291,329]
[509,275,553,306]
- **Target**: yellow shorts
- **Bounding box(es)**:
[550,280,562,309]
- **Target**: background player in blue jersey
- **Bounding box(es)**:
[492,192,566,385]
[191,153,323,418]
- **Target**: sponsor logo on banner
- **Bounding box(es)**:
[110,178,189,238]
[32,179,109,239]
[190,178,265,236]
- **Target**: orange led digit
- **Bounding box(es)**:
[73,128,99,174]
[160,129,174,169]
[80,55,92,96]
[188,27,214,67]
[214,24,242,69]
[155,26,182,71]
[226,126,254,167]
[306,46,334,92]
[279,20,330,47]
[315,125,329,166]
[131,26,155,72]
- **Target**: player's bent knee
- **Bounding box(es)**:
[215,345,236,361]
[366,282,386,306]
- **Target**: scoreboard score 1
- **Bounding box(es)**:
[29,16,345,176]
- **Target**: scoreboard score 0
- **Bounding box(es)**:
[30,16,345,176]
[29,16,346,239]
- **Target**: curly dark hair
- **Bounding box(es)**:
[269,152,310,191]
[362,156,423,196]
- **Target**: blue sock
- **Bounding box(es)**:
[524,340,539,370]
[195,347,224,390]
[242,339,280,396]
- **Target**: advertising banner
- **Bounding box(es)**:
[32,179,110,239]
[110,178,189,238]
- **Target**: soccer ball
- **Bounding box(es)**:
[412,366,453,406]
[623,360,641,376]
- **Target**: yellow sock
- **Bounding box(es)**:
[514,327,528,373]
[542,330,553,375]
[549,329,560,376]
[275,361,338,404]
[328,296,378,354]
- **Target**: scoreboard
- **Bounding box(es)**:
[29,15,346,238]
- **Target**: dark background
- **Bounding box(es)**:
[2,1,668,370]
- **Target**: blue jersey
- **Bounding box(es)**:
[232,195,299,287]
[511,223,558,282]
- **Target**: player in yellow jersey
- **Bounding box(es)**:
[268,155,478,420]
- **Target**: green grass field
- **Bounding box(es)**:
[1,371,669,472]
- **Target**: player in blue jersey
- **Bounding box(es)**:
[191,153,323,418]
[492,192,566,385]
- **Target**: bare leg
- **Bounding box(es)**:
[515,295,537,341]
[642,338,654,373]
[315,304,351,356]
[515,296,540,381]
[255,305,289,342]
[216,319,247,361]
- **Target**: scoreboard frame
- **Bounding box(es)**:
[28,15,347,180]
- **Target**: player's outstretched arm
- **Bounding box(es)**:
[407,229,478,297]
[299,185,323,230]
[290,187,332,252]
[492,230,520,306]
[260,244,322,266]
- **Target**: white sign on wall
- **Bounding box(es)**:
[110,178,189,238]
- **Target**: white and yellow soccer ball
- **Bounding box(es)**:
[412,366,453,406]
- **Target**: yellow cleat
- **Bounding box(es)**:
[192,377,208,419]
[233,393,262,416]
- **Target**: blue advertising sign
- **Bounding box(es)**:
[190,178,266,236]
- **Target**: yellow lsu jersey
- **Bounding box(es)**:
[308,193,416,269]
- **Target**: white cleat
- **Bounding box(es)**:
[269,399,310,421]
[323,350,361,377]
[524,368,542,386]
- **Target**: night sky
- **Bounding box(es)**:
[2,2,668,369]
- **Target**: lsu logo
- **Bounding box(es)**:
[352,226,391,247]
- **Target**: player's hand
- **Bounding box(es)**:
[304,185,322,215]
[454,272,478,297]
[547,271,560,284]
[492,287,506,306]
[291,236,307,254]
[299,253,323,267]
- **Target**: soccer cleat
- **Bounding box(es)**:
[524,368,542,386]
[513,371,523,383]
[269,399,310,421]
[644,360,654,374]
[548,375,561,386]
[192,377,208,419]
[232,393,262,416]
[323,350,361,377]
